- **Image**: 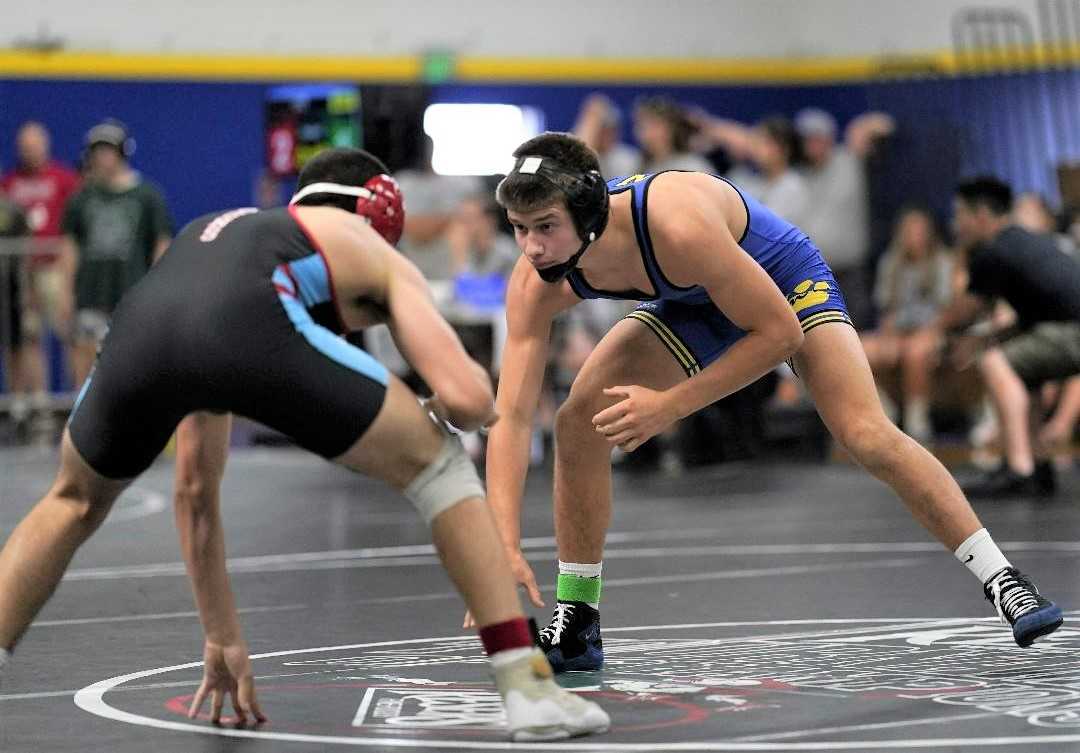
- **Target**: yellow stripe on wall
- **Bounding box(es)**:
[0,44,1078,84]
[0,50,421,82]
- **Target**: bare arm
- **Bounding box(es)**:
[297,206,494,429]
[845,111,896,159]
[483,258,570,550]
[687,109,755,162]
[572,94,613,153]
[384,253,495,431]
[174,411,265,724]
[936,290,990,332]
[173,412,239,645]
[654,186,804,421]
[478,259,577,610]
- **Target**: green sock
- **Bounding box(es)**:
[557,573,601,608]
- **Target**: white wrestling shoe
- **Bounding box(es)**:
[493,648,610,741]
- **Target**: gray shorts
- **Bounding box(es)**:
[1001,321,1080,386]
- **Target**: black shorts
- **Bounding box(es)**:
[68,278,389,479]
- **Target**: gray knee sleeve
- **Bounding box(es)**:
[404,435,484,524]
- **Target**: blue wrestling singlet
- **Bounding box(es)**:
[565,171,853,377]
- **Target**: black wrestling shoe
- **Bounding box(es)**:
[963,466,1052,499]
[537,601,603,673]
[1033,460,1057,496]
[983,566,1064,647]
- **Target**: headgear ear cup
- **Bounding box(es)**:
[569,171,609,242]
[355,174,406,246]
[289,175,406,246]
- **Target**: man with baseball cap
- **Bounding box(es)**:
[61,119,172,385]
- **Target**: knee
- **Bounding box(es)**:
[174,469,216,508]
[554,388,596,436]
[554,389,608,453]
[48,481,112,532]
[901,339,933,368]
[835,413,904,472]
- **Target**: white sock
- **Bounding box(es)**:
[559,560,602,609]
[0,647,10,672]
[954,528,1011,584]
[559,560,602,579]
[490,646,535,669]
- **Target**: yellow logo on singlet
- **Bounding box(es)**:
[787,279,831,313]
[616,174,648,187]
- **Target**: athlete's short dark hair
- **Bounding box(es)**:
[496,132,601,214]
[295,148,391,212]
[955,177,1013,216]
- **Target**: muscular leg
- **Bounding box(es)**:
[0,431,131,650]
[553,318,686,563]
[333,377,610,737]
[794,323,982,550]
[332,376,521,627]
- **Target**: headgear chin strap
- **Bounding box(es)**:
[500,156,609,283]
[290,174,405,246]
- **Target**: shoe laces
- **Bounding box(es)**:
[540,603,576,645]
[988,569,1041,625]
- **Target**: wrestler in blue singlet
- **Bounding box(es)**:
[565,171,853,376]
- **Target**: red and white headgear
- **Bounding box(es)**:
[290,174,406,246]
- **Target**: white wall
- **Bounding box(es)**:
[7,1,1046,59]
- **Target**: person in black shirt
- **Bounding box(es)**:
[945,177,1080,497]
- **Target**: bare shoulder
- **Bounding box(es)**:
[647,172,742,240]
[646,173,743,286]
[291,205,395,294]
[292,206,383,252]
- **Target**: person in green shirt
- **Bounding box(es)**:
[60,120,172,386]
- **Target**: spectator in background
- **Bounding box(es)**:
[1012,192,1080,453]
[942,177,1080,497]
[393,135,482,282]
[61,120,172,386]
[796,108,895,328]
[698,114,811,227]
[0,122,80,422]
[445,193,520,394]
[633,96,713,174]
[1013,192,1077,256]
[573,94,641,180]
[1068,204,1080,249]
[861,205,954,443]
[447,193,518,280]
[0,199,31,422]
